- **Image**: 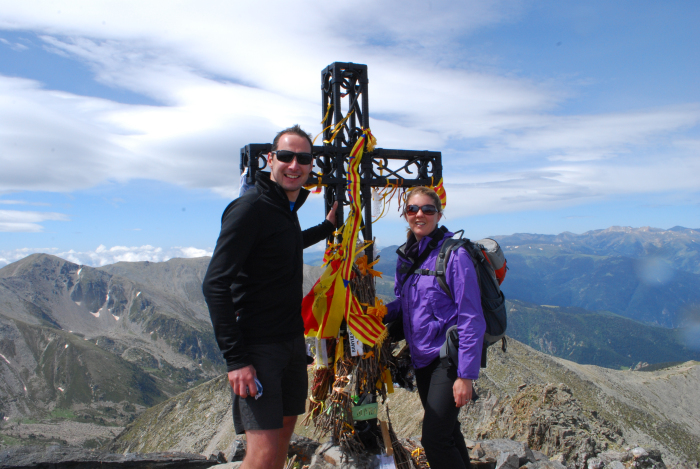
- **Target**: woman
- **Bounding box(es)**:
[384,186,485,469]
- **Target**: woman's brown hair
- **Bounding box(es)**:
[405,186,443,214]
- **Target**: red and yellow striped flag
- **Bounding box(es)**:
[432,177,446,210]
[302,130,386,346]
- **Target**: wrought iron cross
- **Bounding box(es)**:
[240,62,443,242]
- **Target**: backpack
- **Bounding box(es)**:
[415,231,508,368]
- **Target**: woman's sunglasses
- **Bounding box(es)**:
[271,150,314,166]
[405,204,439,215]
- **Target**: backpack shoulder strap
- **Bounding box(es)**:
[415,237,472,300]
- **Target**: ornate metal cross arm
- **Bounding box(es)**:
[239,61,442,242]
[241,146,442,188]
[240,145,442,241]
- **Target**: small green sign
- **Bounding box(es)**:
[352,402,378,421]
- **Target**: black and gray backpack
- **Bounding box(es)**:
[415,231,508,368]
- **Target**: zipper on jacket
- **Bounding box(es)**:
[402,277,418,367]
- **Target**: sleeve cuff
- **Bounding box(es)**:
[226,357,252,372]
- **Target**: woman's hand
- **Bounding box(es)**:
[453,378,472,408]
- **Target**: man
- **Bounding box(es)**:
[203,125,337,469]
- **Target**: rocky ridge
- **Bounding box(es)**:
[0,438,669,469]
[106,340,700,467]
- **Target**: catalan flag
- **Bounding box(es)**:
[302,130,386,346]
[433,177,447,210]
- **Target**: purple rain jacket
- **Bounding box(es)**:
[384,230,486,380]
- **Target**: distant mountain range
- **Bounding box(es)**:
[367,226,700,329]
[497,225,700,274]
[496,226,700,328]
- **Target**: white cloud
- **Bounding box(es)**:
[0,247,59,267]
[0,209,69,232]
[0,76,128,192]
[503,105,700,161]
[439,149,700,219]
[0,245,213,268]
[0,37,27,51]
[0,200,50,206]
[0,0,698,222]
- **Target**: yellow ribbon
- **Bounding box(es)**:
[366,299,388,320]
[323,109,355,145]
[355,254,382,278]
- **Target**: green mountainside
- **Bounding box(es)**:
[0,255,329,449]
[506,299,700,369]
[500,247,700,328]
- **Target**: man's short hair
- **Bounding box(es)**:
[271,125,314,152]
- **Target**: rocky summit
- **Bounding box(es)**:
[107,340,699,468]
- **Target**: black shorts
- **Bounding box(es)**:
[232,335,308,434]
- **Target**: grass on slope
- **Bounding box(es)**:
[507,299,700,369]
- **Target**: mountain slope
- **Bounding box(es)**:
[496,226,700,328]
[501,248,700,327]
[0,254,223,428]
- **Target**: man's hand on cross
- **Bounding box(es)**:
[326,201,339,227]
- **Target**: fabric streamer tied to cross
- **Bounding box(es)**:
[301,129,389,346]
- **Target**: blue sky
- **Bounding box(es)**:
[1,0,699,267]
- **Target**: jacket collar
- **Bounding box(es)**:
[255,171,309,213]
[398,226,450,261]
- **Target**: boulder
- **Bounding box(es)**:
[308,442,377,469]
[631,448,666,469]
[597,451,631,465]
[226,439,246,463]
[605,462,625,469]
[479,439,536,466]
[631,447,649,459]
[472,443,486,459]
[523,461,567,469]
[495,452,519,469]
[288,434,320,464]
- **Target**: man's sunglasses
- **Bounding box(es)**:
[405,204,439,215]
[271,150,314,166]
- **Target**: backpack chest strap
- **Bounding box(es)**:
[414,268,444,276]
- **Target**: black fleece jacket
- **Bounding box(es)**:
[202,172,333,372]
